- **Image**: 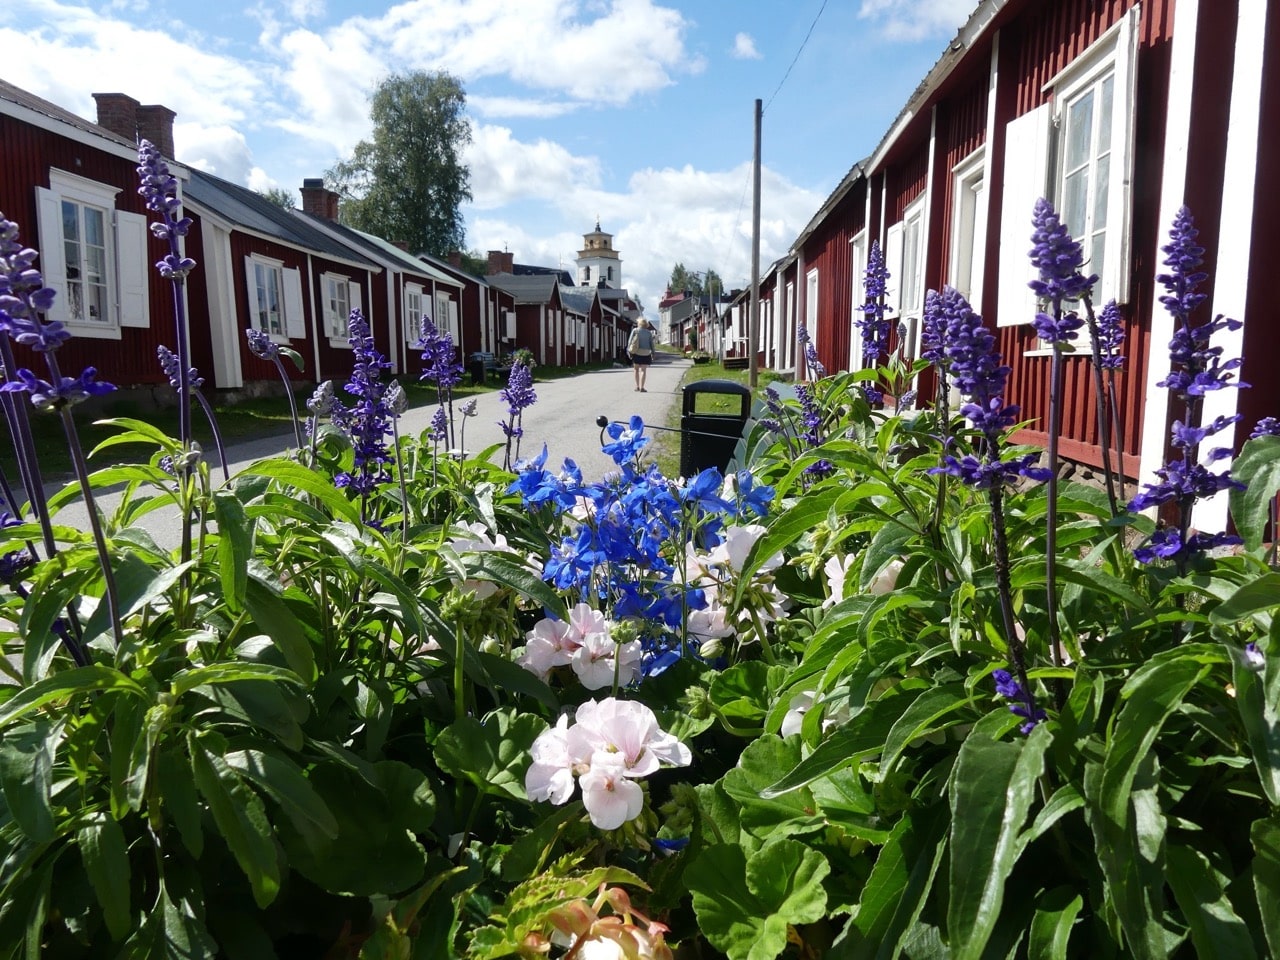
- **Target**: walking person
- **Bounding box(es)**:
[628,317,655,391]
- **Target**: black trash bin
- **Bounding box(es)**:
[469,354,487,386]
[681,379,752,478]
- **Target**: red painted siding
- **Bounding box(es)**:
[0,114,184,387]
[803,180,867,373]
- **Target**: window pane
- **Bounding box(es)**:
[85,208,105,247]
[87,283,107,322]
[1097,74,1115,155]
[1092,153,1110,231]
[1062,168,1089,239]
[61,200,79,242]
[1089,232,1106,299]
[1065,91,1094,172]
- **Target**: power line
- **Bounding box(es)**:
[763,0,830,114]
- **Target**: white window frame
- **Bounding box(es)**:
[848,231,868,370]
[1046,7,1139,307]
[35,170,150,338]
[243,255,305,341]
[949,147,988,306]
[898,195,927,330]
[404,282,424,345]
[323,272,355,342]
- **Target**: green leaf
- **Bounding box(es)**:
[841,806,947,956]
[734,487,849,603]
[724,736,823,839]
[0,721,58,842]
[224,748,339,839]
[241,458,360,522]
[189,734,281,908]
[1027,886,1083,960]
[687,838,830,960]
[278,760,434,896]
[1090,655,1207,960]
[434,710,547,801]
[859,518,915,591]
[243,575,316,680]
[1210,574,1280,627]
[78,811,131,941]
[1251,816,1280,959]
[279,346,306,371]
[878,684,970,781]
[475,651,558,712]
[82,554,196,650]
[0,666,144,727]
[762,687,926,798]
[212,489,252,612]
[1230,640,1280,805]
[466,553,568,622]
[156,748,203,858]
[711,661,786,724]
[946,713,1051,960]
[1229,435,1280,550]
[170,662,302,700]
[1166,843,1256,958]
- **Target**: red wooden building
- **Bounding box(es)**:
[776,0,1279,529]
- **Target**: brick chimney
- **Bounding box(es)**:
[92,92,139,143]
[390,240,410,252]
[448,251,463,268]
[300,178,340,220]
[487,250,514,275]
[137,104,176,158]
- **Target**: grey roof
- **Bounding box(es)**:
[292,212,461,286]
[185,169,377,268]
[512,263,575,285]
[559,289,595,316]
[0,79,137,155]
[488,273,560,304]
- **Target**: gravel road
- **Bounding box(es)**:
[35,352,694,547]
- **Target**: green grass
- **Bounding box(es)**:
[651,360,788,478]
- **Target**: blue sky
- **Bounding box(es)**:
[4,0,976,312]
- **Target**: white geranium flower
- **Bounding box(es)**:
[822,553,857,609]
[711,524,782,574]
[524,715,579,805]
[571,630,642,691]
[448,521,510,599]
[868,558,905,595]
[579,752,644,830]
[781,690,816,737]
[516,617,579,680]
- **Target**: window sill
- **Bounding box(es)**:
[64,322,122,341]
[328,338,352,350]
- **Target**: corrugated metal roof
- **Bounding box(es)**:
[488,272,560,304]
[185,169,377,267]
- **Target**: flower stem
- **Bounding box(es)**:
[1045,346,1064,673]
[193,390,230,483]
[1082,299,1119,514]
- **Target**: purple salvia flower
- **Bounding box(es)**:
[992,667,1047,734]
[157,344,204,390]
[1028,198,1097,304]
[1156,206,1208,325]
[417,316,463,389]
[427,405,448,442]
[1251,417,1280,439]
[498,360,537,469]
[0,366,115,411]
[245,327,279,361]
[856,241,891,402]
[137,140,196,280]
[1095,299,1125,370]
[335,309,394,498]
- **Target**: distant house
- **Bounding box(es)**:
[488,273,568,366]
[424,252,517,362]
[0,82,186,389]
[182,169,381,390]
[294,179,465,378]
[766,0,1279,530]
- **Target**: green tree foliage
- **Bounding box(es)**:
[257,187,297,211]
[327,71,472,257]
[668,264,724,299]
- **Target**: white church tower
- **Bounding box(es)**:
[575,220,621,288]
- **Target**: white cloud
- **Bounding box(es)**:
[286,0,324,20]
[174,123,255,183]
[469,95,582,120]
[466,124,603,208]
[857,0,975,42]
[732,32,761,60]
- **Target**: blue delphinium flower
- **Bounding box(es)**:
[602,415,650,465]
[856,240,891,402]
[335,309,395,502]
[499,360,537,469]
[1128,208,1248,566]
[992,668,1047,734]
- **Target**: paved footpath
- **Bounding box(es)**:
[36,353,693,547]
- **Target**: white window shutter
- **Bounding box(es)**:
[349,282,363,323]
[996,102,1051,326]
[884,223,904,321]
[1103,7,1140,305]
[116,209,150,328]
[243,257,259,332]
[448,300,459,345]
[505,310,516,340]
[283,267,305,339]
[35,187,69,326]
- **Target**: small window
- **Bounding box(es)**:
[848,230,868,370]
[253,261,285,336]
[949,148,987,305]
[324,273,351,339]
[405,283,424,344]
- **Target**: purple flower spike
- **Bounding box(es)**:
[1,366,115,411]
[1095,299,1126,369]
[157,344,204,390]
[856,241,891,401]
[245,327,279,361]
[1029,198,1098,303]
[1251,417,1280,439]
[992,667,1047,734]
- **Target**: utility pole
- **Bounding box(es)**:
[749,98,762,388]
